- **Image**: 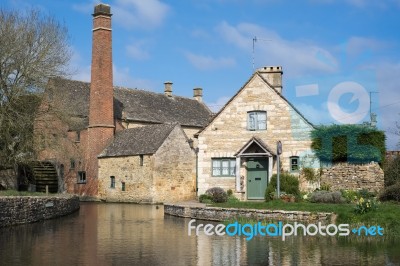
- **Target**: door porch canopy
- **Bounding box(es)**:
[234,136,276,192]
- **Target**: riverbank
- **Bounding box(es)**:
[164,201,335,223]
[164,200,400,237]
[0,194,80,227]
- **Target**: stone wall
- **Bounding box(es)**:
[0,195,80,227]
[98,155,154,203]
[164,204,334,224]
[321,162,384,192]
[197,73,316,197]
[98,126,196,203]
[153,126,196,203]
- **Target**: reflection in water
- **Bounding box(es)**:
[0,203,399,265]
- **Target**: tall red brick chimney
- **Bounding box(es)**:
[86,3,114,195]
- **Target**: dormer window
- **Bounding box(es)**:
[247,111,266,131]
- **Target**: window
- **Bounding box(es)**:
[70,159,75,170]
[247,111,266,131]
[110,176,115,188]
[140,155,144,166]
[121,182,126,191]
[77,171,86,184]
[76,131,80,142]
[212,158,236,177]
[290,156,299,172]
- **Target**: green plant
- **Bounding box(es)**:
[227,189,233,196]
[341,189,359,203]
[199,194,213,203]
[301,167,318,182]
[227,195,240,203]
[319,184,331,191]
[358,188,375,199]
[205,187,228,203]
[354,197,378,214]
[379,182,400,202]
[310,190,345,204]
[384,156,400,187]
[265,173,300,201]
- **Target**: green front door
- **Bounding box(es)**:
[247,157,268,199]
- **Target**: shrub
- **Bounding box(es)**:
[384,156,400,187]
[227,189,233,196]
[319,184,331,191]
[205,187,228,203]
[302,167,318,182]
[199,194,213,203]
[265,173,300,201]
[354,197,378,214]
[341,189,359,203]
[227,195,240,203]
[379,182,400,202]
[309,190,345,204]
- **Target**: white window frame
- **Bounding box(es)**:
[247,111,267,131]
[212,158,236,177]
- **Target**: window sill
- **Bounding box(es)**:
[77,182,86,185]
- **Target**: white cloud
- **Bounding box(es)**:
[185,52,236,70]
[113,0,169,30]
[68,46,91,82]
[215,21,338,76]
[376,62,400,149]
[113,65,156,90]
[206,96,231,113]
[126,40,150,60]
[73,0,170,30]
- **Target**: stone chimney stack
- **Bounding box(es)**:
[257,66,283,94]
[86,3,115,195]
[193,88,203,102]
[164,81,173,97]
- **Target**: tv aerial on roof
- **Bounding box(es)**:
[252,36,272,70]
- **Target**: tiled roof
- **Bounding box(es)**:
[46,78,212,130]
[98,123,177,157]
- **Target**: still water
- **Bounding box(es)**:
[0,203,399,266]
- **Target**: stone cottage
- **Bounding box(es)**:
[196,66,317,200]
[97,124,195,203]
[33,3,211,200]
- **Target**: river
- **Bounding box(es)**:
[0,203,399,265]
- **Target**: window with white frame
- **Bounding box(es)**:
[212,158,236,177]
[247,111,266,131]
[290,156,299,172]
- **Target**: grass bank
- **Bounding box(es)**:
[211,200,400,237]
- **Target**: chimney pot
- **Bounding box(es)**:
[193,88,203,102]
[93,4,112,17]
[257,66,283,94]
[164,81,173,97]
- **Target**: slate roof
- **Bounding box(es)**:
[98,123,177,158]
[46,78,212,130]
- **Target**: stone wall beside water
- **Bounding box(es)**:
[0,195,80,227]
[164,204,334,224]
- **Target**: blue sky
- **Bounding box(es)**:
[2,0,400,149]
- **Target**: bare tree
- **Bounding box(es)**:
[0,8,71,169]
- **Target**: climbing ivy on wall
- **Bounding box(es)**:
[311,124,386,164]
